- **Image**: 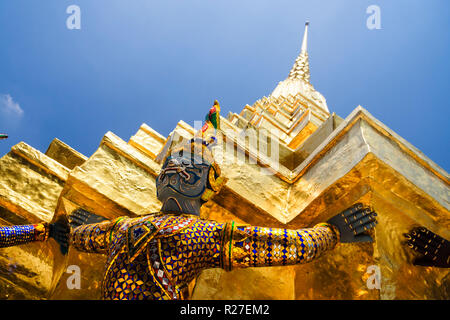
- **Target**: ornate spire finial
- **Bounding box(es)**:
[301,21,309,53]
[288,21,310,82]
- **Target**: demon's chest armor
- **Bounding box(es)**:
[102,213,225,300]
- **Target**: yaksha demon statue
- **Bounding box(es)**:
[66,101,379,300]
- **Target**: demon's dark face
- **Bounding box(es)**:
[156,152,211,214]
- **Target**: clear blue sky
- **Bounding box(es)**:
[0,1,449,171]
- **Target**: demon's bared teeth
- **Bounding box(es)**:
[163,168,179,174]
[160,166,191,181]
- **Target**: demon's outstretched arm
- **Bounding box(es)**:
[0,223,49,248]
[221,222,339,269]
[0,218,70,254]
[222,203,377,270]
[70,213,126,254]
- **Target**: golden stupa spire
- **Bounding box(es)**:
[287,21,310,82]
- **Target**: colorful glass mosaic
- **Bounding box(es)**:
[71,213,339,300]
[0,223,48,248]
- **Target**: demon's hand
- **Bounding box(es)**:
[69,208,107,229]
[327,203,377,243]
[404,227,450,268]
[49,217,70,255]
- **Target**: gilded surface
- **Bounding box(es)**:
[0,143,66,299]
[0,145,66,223]
[45,138,87,170]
